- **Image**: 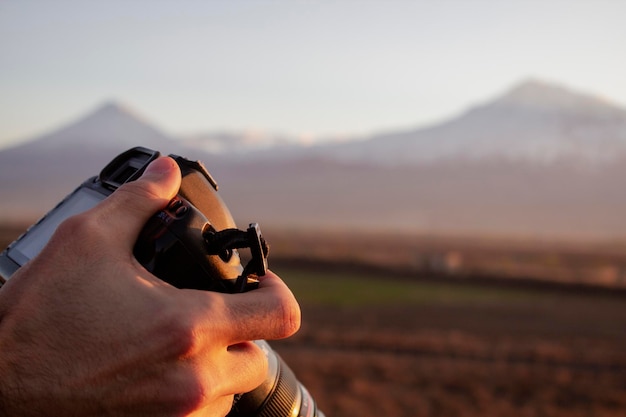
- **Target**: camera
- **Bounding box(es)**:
[0,146,324,417]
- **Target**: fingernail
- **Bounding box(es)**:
[142,157,175,179]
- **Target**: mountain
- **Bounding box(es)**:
[3,79,626,241]
[26,101,179,152]
[0,102,199,219]
[171,80,626,240]
[295,79,626,165]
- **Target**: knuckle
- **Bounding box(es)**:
[160,386,231,417]
[156,374,209,417]
[157,294,226,357]
[50,213,103,253]
[55,213,96,240]
[159,312,204,358]
[151,309,230,414]
[170,373,209,414]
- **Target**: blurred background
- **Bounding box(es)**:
[1,1,626,416]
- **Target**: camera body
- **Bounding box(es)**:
[0,147,322,417]
[0,147,256,289]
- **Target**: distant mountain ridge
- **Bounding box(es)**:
[176,79,626,164]
[3,79,626,240]
[299,79,626,165]
[498,79,620,114]
[3,79,626,164]
[25,101,178,152]
[0,101,197,219]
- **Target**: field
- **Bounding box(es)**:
[2,224,626,416]
[271,265,626,417]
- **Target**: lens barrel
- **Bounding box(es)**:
[229,341,324,417]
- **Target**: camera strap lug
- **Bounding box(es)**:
[203,223,269,292]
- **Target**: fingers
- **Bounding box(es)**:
[174,270,301,347]
[176,341,267,414]
[222,341,269,394]
[222,270,302,344]
[91,156,182,250]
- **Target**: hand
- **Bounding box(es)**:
[0,157,301,417]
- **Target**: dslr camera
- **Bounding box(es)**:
[0,146,324,417]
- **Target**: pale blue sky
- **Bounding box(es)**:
[1,0,625,148]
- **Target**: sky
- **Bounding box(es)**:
[1,0,626,149]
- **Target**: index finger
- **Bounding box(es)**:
[221,270,301,344]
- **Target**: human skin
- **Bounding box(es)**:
[0,157,301,417]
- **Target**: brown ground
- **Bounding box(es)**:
[2,224,626,417]
[271,294,626,417]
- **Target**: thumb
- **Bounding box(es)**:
[95,156,182,249]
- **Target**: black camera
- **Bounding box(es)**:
[0,147,324,417]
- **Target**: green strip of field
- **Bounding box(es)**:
[275,266,554,307]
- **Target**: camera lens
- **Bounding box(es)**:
[229,341,324,417]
